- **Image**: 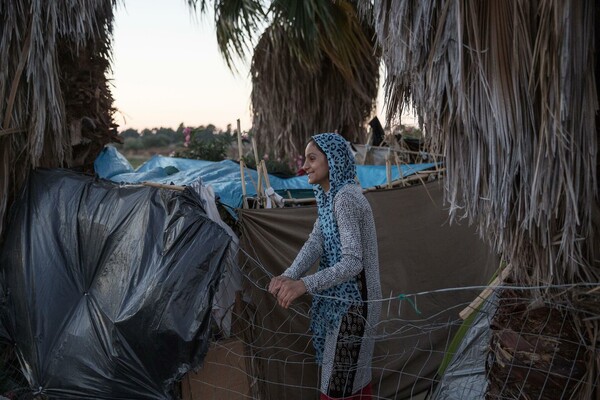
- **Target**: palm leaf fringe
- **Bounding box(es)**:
[0,0,119,241]
[372,0,598,283]
[250,0,379,158]
[369,0,599,397]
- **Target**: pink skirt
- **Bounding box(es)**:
[319,383,373,400]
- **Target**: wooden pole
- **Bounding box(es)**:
[459,264,513,320]
[251,138,262,199]
[283,197,317,205]
[395,152,404,182]
[237,119,247,207]
[261,160,281,207]
[365,129,373,146]
[261,160,271,188]
[264,160,283,204]
[236,119,243,162]
[362,169,444,192]
[386,148,392,189]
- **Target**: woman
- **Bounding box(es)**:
[269,133,382,399]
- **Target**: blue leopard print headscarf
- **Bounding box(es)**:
[310,133,362,363]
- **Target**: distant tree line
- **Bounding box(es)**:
[117,123,299,175]
[118,123,232,152]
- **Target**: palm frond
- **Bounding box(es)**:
[251,1,379,158]
[187,0,266,70]
[370,0,599,397]
[0,0,119,240]
[373,0,599,285]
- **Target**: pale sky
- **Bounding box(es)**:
[110,0,410,133]
[110,0,253,132]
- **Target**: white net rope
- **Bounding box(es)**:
[182,246,599,400]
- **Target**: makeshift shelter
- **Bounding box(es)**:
[235,182,498,399]
[0,169,231,398]
[94,145,439,210]
[94,148,498,399]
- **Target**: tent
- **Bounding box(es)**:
[94,146,439,210]
[0,169,231,398]
[94,147,498,399]
[0,148,495,398]
[235,182,498,399]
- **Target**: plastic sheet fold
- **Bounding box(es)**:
[0,169,231,399]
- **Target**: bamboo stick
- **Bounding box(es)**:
[395,152,404,181]
[237,119,247,207]
[251,138,262,198]
[365,129,373,146]
[282,197,317,205]
[363,169,445,192]
[459,264,513,320]
[385,159,392,189]
[385,148,392,189]
[261,160,280,208]
[236,119,243,162]
[261,160,271,188]
[284,170,443,203]
[359,145,443,158]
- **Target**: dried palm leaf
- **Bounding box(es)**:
[250,1,379,157]
[369,0,599,397]
[0,0,119,241]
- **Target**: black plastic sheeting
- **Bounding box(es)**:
[0,169,231,399]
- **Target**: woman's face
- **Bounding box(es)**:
[303,141,330,191]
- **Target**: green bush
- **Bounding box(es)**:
[123,137,144,151]
[141,134,170,148]
[243,153,296,177]
[176,133,233,161]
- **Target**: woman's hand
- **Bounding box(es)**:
[275,279,307,309]
[269,275,307,308]
[268,275,291,296]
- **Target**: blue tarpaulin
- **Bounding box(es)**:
[95,146,438,210]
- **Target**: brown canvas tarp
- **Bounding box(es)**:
[238,182,498,399]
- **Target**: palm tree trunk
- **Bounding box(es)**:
[0,1,119,241]
[366,0,600,397]
[487,288,589,399]
[57,37,120,172]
